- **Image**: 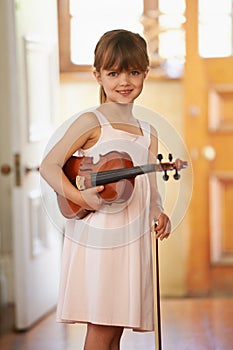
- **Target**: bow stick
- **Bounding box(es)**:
[152,223,162,350]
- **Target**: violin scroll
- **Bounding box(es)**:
[157,153,187,181]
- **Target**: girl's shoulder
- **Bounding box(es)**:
[58,111,101,152]
[66,110,101,136]
[73,111,100,128]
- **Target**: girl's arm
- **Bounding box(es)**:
[148,125,171,240]
[40,112,104,211]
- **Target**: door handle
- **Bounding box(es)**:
[1,161,40,176]
[0,164,11,175]
[1,154,22,186]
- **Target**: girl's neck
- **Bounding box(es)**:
[98,102,135,122]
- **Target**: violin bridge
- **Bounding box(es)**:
[76,175,86,191]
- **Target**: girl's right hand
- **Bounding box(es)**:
[154,212,171,240]
[79,185,104,211]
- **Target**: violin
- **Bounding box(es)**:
[57,151,187,219]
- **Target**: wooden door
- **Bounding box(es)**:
[185,0,233,295]
[5,0,62,329]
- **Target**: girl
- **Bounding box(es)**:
[40,29,171,350]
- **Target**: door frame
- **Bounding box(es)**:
[184,0,233,296]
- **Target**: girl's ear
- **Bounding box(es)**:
[144,68,149,80]
[93,70,102,84]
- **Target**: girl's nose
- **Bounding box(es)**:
[119,72,130,85]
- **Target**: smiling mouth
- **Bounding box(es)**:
[117,90,133,95]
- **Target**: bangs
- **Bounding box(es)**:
[102,43,148,72]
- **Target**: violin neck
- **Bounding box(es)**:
[91,163,166,186]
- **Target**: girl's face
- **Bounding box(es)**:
[94,68,148,104]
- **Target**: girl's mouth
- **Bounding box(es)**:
[117,90,133,96]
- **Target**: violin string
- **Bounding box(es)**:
[89,161,179,187]
[93,163,177,179]
[91,164,161,184]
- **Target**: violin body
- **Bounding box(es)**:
[57,151,135,219]
[57,150,188,219]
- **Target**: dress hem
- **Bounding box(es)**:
[56,317,154,333]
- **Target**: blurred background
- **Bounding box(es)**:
[0,0,232,342]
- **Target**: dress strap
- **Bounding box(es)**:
[92,109,110,126]
[138,120,151,148]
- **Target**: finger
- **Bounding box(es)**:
[162,233,170,239]
[155,223,164,231]
[154,219,165,231]
[155,230,165,239]
[156,232,170,240]
[155,220,167,232]
[95,185,104,193]
[157,218,171,233]
[155,227,164,238]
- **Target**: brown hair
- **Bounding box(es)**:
[93,29,150,103]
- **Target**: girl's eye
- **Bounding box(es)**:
[108,71,118,77]
[131,70,140,76]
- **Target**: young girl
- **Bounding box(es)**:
[40,29,171,350]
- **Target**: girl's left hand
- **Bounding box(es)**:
[153,212,171,240]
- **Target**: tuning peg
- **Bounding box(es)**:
[173,168,181,180]
[168,153,173,162]
[163,171,169,181]
[157,154,163,162]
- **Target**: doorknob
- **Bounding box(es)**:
[202,145,216,161]
[1,164,11,175]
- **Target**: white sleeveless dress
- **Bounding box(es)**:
[56,109,163,331]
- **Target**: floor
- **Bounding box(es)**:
[0,298,233,350]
